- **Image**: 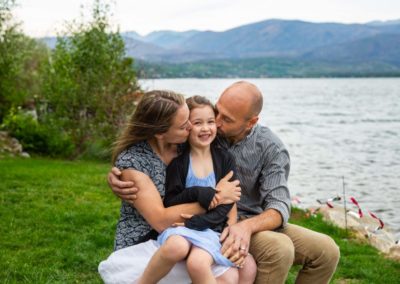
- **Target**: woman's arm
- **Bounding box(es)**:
[121,169,205,232]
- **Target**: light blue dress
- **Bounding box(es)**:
[158,156,234,267]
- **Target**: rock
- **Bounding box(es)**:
[388,244,400,261]
[10,138,23,153]
[20,152,30,158]
[368,230,396,253]
[309,204,398,260]
[0,131,28,158]
[318,206,360,229]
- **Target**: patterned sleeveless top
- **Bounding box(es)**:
[114,141,166,250]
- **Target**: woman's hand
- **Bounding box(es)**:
[210,171,241,209]
[108,167,139,205]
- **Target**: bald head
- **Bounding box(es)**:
[220,81,263,118]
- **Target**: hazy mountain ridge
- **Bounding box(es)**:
[120,19,400,62]
[39,19,400,76]
[302,33,400,66]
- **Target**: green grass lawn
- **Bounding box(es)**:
[1,158,399,283]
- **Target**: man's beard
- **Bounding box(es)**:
[217,128,226,137]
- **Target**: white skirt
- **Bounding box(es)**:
[98,240,230,284]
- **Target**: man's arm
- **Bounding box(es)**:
[221,146,291,262]
[218,208,282,266]
[257,146,291,225]
[226,203,237,226]
[108,167,139,205]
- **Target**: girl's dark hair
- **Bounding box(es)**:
[186,95,215,113]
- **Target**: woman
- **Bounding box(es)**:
[98,90,240,284]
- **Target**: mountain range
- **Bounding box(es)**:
[40,19,400,77]
[119,19,400,64]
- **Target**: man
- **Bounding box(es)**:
[108,81,340,283]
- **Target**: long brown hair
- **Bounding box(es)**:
[112,90,185,164]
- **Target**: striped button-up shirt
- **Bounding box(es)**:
[216,124,291,224]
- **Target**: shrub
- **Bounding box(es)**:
[0,1,48,122]
[1,108,75,157]
[40,0,139,159]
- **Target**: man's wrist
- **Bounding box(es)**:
[240,217,257,234]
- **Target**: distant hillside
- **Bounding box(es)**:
[135,57,400,79]
[176,19,400,58]
[39,18,400,77]
[366,19,400,26]
[120,19,400,62]
[142,30,200,49]
[121,30,201,49]
[302,33,400,66]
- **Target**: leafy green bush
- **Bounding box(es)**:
[0,1,48,122]
[1,108,75,157]
[1,1,139,160]
[40,1,139,159]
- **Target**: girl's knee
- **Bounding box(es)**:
[186,249,213,275]
[239,254,257,284]
[216,267,239,284]
[160,235,190,262]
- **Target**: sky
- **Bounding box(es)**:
[12,0,400,37]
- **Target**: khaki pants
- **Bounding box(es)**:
[249,223,340,284]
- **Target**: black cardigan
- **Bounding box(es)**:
[164,142,237,232]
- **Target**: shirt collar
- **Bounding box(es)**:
[234,124,258,147]
[217,124,259,148]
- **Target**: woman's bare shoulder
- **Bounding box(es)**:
[120,168,151,183]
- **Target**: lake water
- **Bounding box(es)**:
[140,78,400,239]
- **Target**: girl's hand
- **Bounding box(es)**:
[214,171,241,206]
[172,213,194,227]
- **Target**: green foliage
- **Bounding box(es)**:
[0,1,48,121]
[40,1,138,159]
[0,0,139,160]
[1,107,75,157]
[136,57,400,78]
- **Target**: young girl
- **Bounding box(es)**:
[138,96,256,284]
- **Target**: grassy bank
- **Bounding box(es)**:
[1,158,399,283]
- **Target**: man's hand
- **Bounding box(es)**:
[211,171,241,209]
[220,221,252,265]
[107,167,139,205]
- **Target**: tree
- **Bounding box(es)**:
[0,0,47,121]
[41,0,139,158]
